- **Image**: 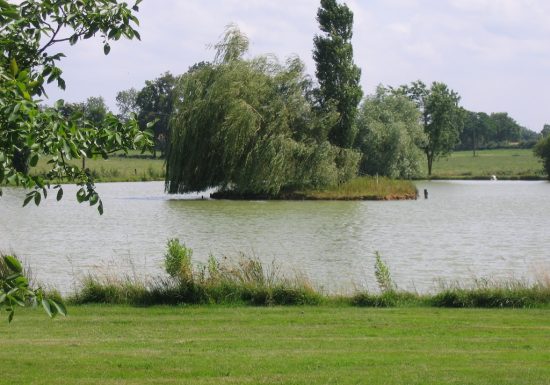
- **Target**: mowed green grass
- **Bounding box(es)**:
[427,149,544,179]
[2,306,549,385]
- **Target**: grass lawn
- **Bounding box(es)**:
[427,149,544,179]
[2,306,549,385]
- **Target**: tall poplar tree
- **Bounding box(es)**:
[313,0,363,149]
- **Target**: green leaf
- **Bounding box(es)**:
[51,300,67,316]
[104,43,111,55]
[76,188,86,203]
[48,299,59,316]
[10,58,18,76]
[56,188,63,201]
[23,194,34,207]
[98,200,104,215]
[8,311,14,323]
[34,191,41,206]
[108,28,118,39]
[14,276,28,286]
[29,153,39,167]
[41,299,53,318]
[4,255,22,274]
[89,193,99,206]
[7,174,18,185]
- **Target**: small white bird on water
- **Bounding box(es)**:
[490,175,497,181]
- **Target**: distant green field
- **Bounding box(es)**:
[427,148,544,179]
[32,152,165,182]
[29,148,545,183]
[1,306,548,385]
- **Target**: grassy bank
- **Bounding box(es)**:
[211,177,418,200]
[70,272,550,309]
[66,245,550,309]
[2,305,549,385]
[427,149,544,179]
[295,176,417,200]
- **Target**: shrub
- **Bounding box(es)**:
[164,239,193,282]
[534,136,550,179]
[374,252,395,293]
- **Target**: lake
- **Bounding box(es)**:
[1,180,549,294]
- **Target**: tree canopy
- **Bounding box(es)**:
[458,111,538,152]
[0,0,152,213]
[135,72,176,157]
[166,26,359,196]
[355,86,425,178]
[396,81,464,175]
[534,135,550,179]
[313,0,362,149]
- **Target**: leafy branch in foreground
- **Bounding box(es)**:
[1,255,66,323]
[0,0,153,214]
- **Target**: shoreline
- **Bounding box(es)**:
[209,190,418,201]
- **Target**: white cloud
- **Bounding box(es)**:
[42,0,550,131]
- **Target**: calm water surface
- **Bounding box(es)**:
[1,180,549,293]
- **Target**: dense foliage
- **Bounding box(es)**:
[166,26,359,196]
[135,72,176,157]
[0,0,152,213]
[313,0,362,148]
[534,136,550,179]
[355,86,425,178]
[459,111,539,152]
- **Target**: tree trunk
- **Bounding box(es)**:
[427,154,433,176]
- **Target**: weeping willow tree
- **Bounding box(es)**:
[166,26,359,195]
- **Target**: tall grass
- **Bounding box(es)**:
[298,176,417,200]
[68,243,550,309]
[70,241,321,306]
[430,278,550,308]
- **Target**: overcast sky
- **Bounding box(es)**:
[44,0,550,132]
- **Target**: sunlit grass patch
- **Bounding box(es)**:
[2,306,549,385]
[299,176,417,200]
[428,149,544,179]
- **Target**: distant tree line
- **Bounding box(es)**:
[54,0,550,185]
[458,111,540,153]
